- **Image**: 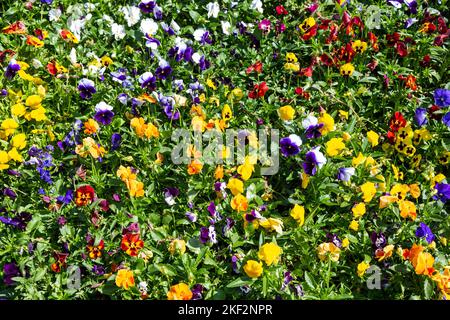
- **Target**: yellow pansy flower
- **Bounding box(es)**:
[361,182,377,203]
[243,260,263,278]
[349,220,359,231]
[11,134,27,150]
[258,243,282,266]
[326,137,345,157]
[290,204,305,226]
[278,105,295,121]
[1,119,19,137]
[357,261,370,277]
[318,112,335,135]
[0,151,10,170]
[352,203,366,219]
[11,103,26,117]
[227,178,244,196]
[367,131,379,147]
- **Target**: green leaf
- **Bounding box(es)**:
[226,277,253,288]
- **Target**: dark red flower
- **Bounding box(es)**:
[437,17,448,34]
[320,53,334,66]
[248,82,269,99]
[420,55,431,67]
[275,5,288,15]
[396,41,408,57]
[51,252,68,273]
[389,112,407,132]
[75,185,95,207]
[428,105,442,121]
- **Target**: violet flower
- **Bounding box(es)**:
[415,223,435,244]
[77,78,96,100]
[302,146,327,175]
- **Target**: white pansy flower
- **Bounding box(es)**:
[121,6,141,27]
[111,23,126,40]
[221,21,231,35]
[49,8,62,22]
[206,2,220,18]
[140,18,158,36]
[250,0,263,13]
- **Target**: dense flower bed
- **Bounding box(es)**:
[0,0,449,300]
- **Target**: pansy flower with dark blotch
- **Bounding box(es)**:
[138,72,157,91]
[155,59,172,80]
[138,0,156,13]
[305,123,324,139]
[5,60,21,80]
[75,185,95,207]
[77,78,96,100]
[94,101,114,125]
[280,134,302,157]
[302,146,326,176]
[191,284,204,300]
[51,252,69,273]
[121,233,144,257]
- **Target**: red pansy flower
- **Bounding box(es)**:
[75,185,95,207]
[121,233,144,257]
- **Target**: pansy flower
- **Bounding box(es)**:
[280,134,302,157]
[415,223,435,244]
[303,147,327,176]
[121,233,144,256]
[434,89,450,108]
[75,185,95,207]
[77,78,96,100]
[94,101,114,125]
[86,238,105,259]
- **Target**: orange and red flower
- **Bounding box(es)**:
[86,239,105,259]
[51,252,68,273]
[2,21,27,34]
[121,233,144,257]
[75,185,95,207]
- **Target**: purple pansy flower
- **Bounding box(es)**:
[77,78,96,100]
[3,262,20,286]
[305,123,324,139]
[138,72,157,91]
[433,183,450,203]
[191,284,204,300]
[370,232,387,250]
[155,59,172,80]
[3,188,17,200]
[415,223,435,244]
[434,89,450,108]
[111,133,122,150]
[5,61,21,80]
[138,0,156,13]
[337,167,355,182]
[443,112,450,127]
[56,189,73,205]
[94,101,114,125]
[280,134,302,157]
[414,108,428,127]
[164,187,179,206]
[199,225,217,244]
[302,146,326,176]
